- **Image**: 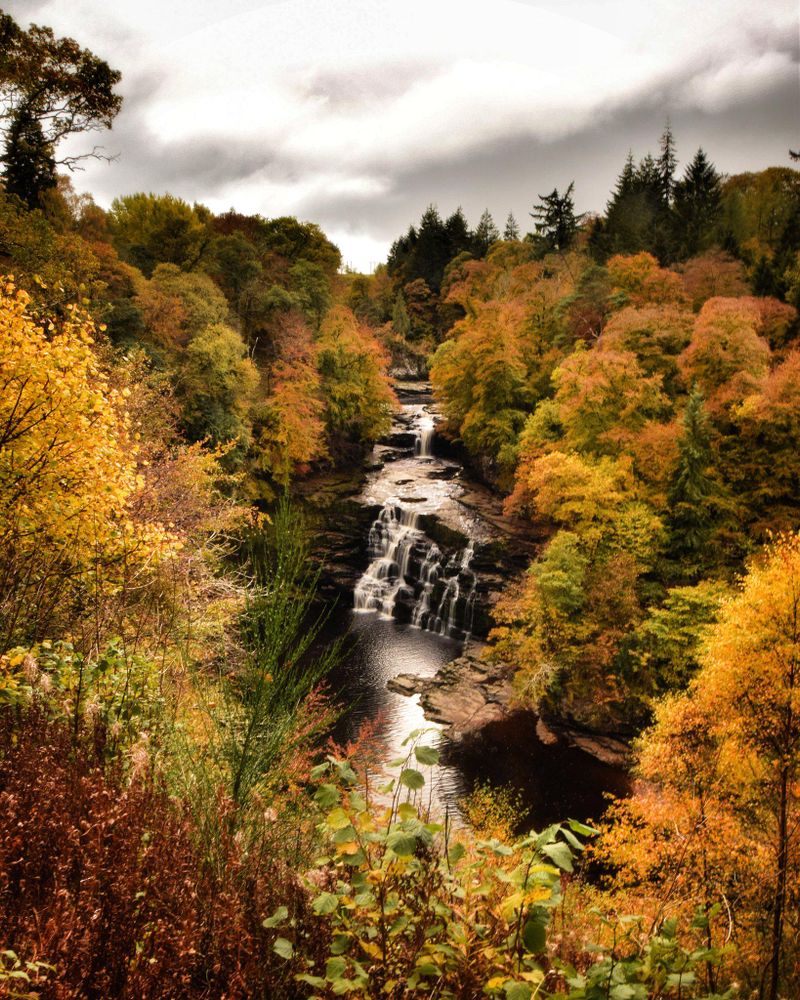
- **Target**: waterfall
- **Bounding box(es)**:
[426,542,477,639]
[414,416,435,458]
[354,505,422,617]
[354,402,479,639]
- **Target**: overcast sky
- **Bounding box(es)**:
[7,0,799,270]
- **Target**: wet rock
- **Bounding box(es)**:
[387,653,514,739]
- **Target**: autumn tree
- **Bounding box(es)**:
[316,307,394,455]
[0,281,176,646]
[0,12,121,207]
[177,322,259,462]
[109,193,210,277]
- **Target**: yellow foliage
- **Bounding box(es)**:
[0,279,178,644]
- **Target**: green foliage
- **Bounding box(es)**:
[531,183,584,253]
[266,735,596,998]
[177,321,259,460]
[109,192,209,277]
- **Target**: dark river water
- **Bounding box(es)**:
[315,385,630,831]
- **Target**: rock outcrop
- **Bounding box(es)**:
[387,653,514,738]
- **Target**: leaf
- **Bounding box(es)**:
[262,905,288,928]
[325,957,347,980]
[447,842,466,865]
[327,807,351,830]
[312,892,339,915]
[314,783,340,808]
[399,768,425,790]
[414,745,440,766]
[273,937,294,960]
[504,983,533,1000]
[387,831,417,856]
[522,919,547,954]
[567,818,599,837]
[541,841,574,872]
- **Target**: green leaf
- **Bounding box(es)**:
[325,957,347,980]
[262,905,288,928]
[447,842,466,865]
[387,831,417,856]
[414,745,440,766]
[541,841,574,872]
[567,818,599,837]
[522,919,547,954]
[398,802,418,821]
[399,768,425,790]
[505,983,532,1000]
[314,783,340,808]
[312,892,339,915]
[273,937,294,960]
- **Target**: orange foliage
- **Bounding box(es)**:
[607,252,687,307]
[677,250,748,311]
[678,296,772,410]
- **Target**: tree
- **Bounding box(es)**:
[657,120,678,207]
[503,211,520,241]
[695,534,800,999]
[530,182,583,251]
[673,149,723,258]
[0,105,57,208]
[0,12,121,194]
[666,387,716,566]
[109,193,210,277]
[472,209,499,256]
[177,323,259,462]
[0,282,176,646]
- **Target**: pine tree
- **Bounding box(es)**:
[444,207,472,259]
[667,387,716,567]
[503,211,520,241]
[1,107,58,208]
[673,148,723,258]
[530,182,583,252]
[473,209,499,256]
[657,120,678,208]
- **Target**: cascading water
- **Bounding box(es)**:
[414,416,435,458]
[354,406,479,640]
[354,505,422,617]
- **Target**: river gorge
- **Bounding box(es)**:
[304,382,630,829]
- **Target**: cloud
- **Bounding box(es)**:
[4,0,797,269]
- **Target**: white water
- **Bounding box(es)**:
[354,404,479,639]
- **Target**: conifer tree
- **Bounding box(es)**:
[667,386,716,567]
[530,182,583,252]
[1,106,57,208]
[503,211,520,240]
[673,148,723,258]
[473,209,499,256]
[657,120,678,207]
[391,292,412,339]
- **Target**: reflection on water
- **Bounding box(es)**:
[325,604,630,829]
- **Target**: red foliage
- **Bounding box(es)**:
[0,711,315,999]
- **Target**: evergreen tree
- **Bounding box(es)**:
[503,211,520,240]
[530,182,583,252]
[667,387,716,568]
[672,148,723,258]
[1,106,58,208]
[473,209,499,256]
[444,207,473,259]
[657,120,678,207]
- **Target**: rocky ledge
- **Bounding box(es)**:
[387,653,514,739]
[387,653,632,767]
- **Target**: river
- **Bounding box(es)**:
[309,383,630,830]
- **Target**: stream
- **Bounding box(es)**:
[310,383,630,830]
